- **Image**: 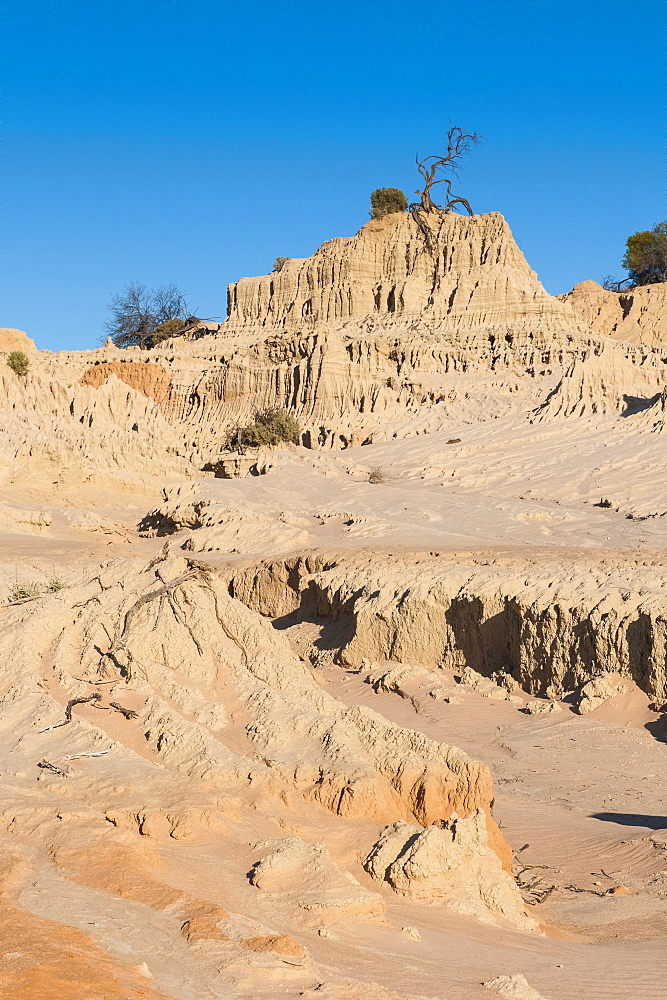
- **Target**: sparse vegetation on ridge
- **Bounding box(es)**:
[623,221,667,287]
[7,581,42,603]
[603,220,667,290]
[7,577,66,604]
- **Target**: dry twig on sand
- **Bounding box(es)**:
[60,749,111,761]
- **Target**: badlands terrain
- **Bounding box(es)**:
[1,209,666,1000]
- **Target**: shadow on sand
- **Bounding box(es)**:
[591,812,667,831]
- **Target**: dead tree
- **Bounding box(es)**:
[411,126,481,217]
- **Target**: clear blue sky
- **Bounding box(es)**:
[2,0,665,351]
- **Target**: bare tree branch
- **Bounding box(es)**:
[106,283,189,349]
[410,126,482,218]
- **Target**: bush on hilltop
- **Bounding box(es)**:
[150,317,187,346]
[370,188,408,219]
[106,283,189,348]
[623,221,667,287]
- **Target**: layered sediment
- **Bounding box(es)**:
[226,551,667,707]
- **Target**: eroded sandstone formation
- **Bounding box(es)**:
[225,551,667,707]
[559,279,667,347]
[79,360,172,402]
[0,545,543,996]
[1,206,666,998]
[1,210,665,482]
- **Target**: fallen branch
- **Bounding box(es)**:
[38,693,107,733]
[563,884,607,897]
[37,759,69,777]
[73,676,117,685]
[526,885,556,905]
[109,701,138,720]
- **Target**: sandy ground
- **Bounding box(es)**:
[1,438,666,999]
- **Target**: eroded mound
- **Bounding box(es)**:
[0,549,536,997]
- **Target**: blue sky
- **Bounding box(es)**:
[2,0,665,351]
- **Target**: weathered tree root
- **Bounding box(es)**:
[98,568,200,679]
[409,206,434,252]
[95,558,250,694]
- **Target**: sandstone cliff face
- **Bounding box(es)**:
[531,346,665,421]
[559,280,667,347]
[227,552,667,708]
[165,213,666,452]
[4,211,666,478]
[0,327,37,353]
[0,369,194,489]
[79,361,172,403]
[227,211,576,333]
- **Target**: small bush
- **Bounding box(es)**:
[7,351,29,376]
[370,188,408,219]
[273,257,290,272]
[229,408,300,451]
[46,577,65,593]
[8,581,41,602]
[368,466,388,484]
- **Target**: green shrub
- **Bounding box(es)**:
[151,317,186,346]
[46,576,65,593]
[7,351,29,376]
[273,257,290,272]
[370,188,408,219]
[622,221,667,286]
[229,408,300,451]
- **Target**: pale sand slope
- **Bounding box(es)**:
[1,461,665,999]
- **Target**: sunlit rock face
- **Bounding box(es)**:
[227,210,575,332]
